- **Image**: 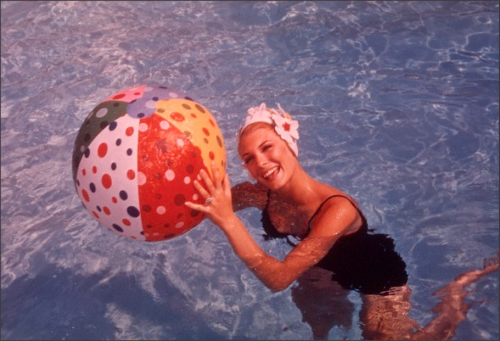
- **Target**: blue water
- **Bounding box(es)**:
[1,1,498,340]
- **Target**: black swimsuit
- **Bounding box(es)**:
[262,194,408,295]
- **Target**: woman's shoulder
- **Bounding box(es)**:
[308,186,365,237]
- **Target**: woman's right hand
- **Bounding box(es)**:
[185,162,237,229]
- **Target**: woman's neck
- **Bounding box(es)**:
[275,165,321,210]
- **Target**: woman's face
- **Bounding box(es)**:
[238,124,298,191]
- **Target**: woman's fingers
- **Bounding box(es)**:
[193,177,210,198]
[184,201,207,213]
[185,166,234,228]
[187,164,227,211]
[223,173,231,196]
[211,162,221,186]
[199,163,226,195]
[199,168,216,193]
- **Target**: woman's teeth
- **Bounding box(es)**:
[263,167,278,179]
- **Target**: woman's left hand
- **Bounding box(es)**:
[185,162,235,228]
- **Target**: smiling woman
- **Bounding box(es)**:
[185,103,499,340]
[186,103,366,292]
[239,123,299,191]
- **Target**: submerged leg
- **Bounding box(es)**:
[360,284,419,340]
[360,259,499,340]
[291,267,354,340]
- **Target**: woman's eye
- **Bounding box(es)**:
[263,144,272,151]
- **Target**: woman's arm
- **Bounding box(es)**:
[185,164,361,292]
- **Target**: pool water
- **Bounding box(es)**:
[1,1,498,340]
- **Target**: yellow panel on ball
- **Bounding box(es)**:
[155,99,226,180]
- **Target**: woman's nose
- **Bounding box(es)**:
[255,153,268,166]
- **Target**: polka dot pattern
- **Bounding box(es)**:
[125,86,191,119]
[136,114,208,241]
[72,100,129,183]
[72,85,226,242]
[102,85,147,103]
[75,115,144,240]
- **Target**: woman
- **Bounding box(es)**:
[185,102,407,293]
[185,103,498,339]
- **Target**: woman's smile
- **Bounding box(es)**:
[263,166,279,180]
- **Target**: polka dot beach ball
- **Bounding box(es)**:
[72,85,226,242]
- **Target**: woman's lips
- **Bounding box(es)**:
[263,166,279,180]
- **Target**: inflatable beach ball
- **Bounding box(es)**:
[72,85,226,242]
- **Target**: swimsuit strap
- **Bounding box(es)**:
[308,195,366,230]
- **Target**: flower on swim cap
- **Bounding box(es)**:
[239,103,299,157]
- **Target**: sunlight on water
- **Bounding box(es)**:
[1,1,498,340]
